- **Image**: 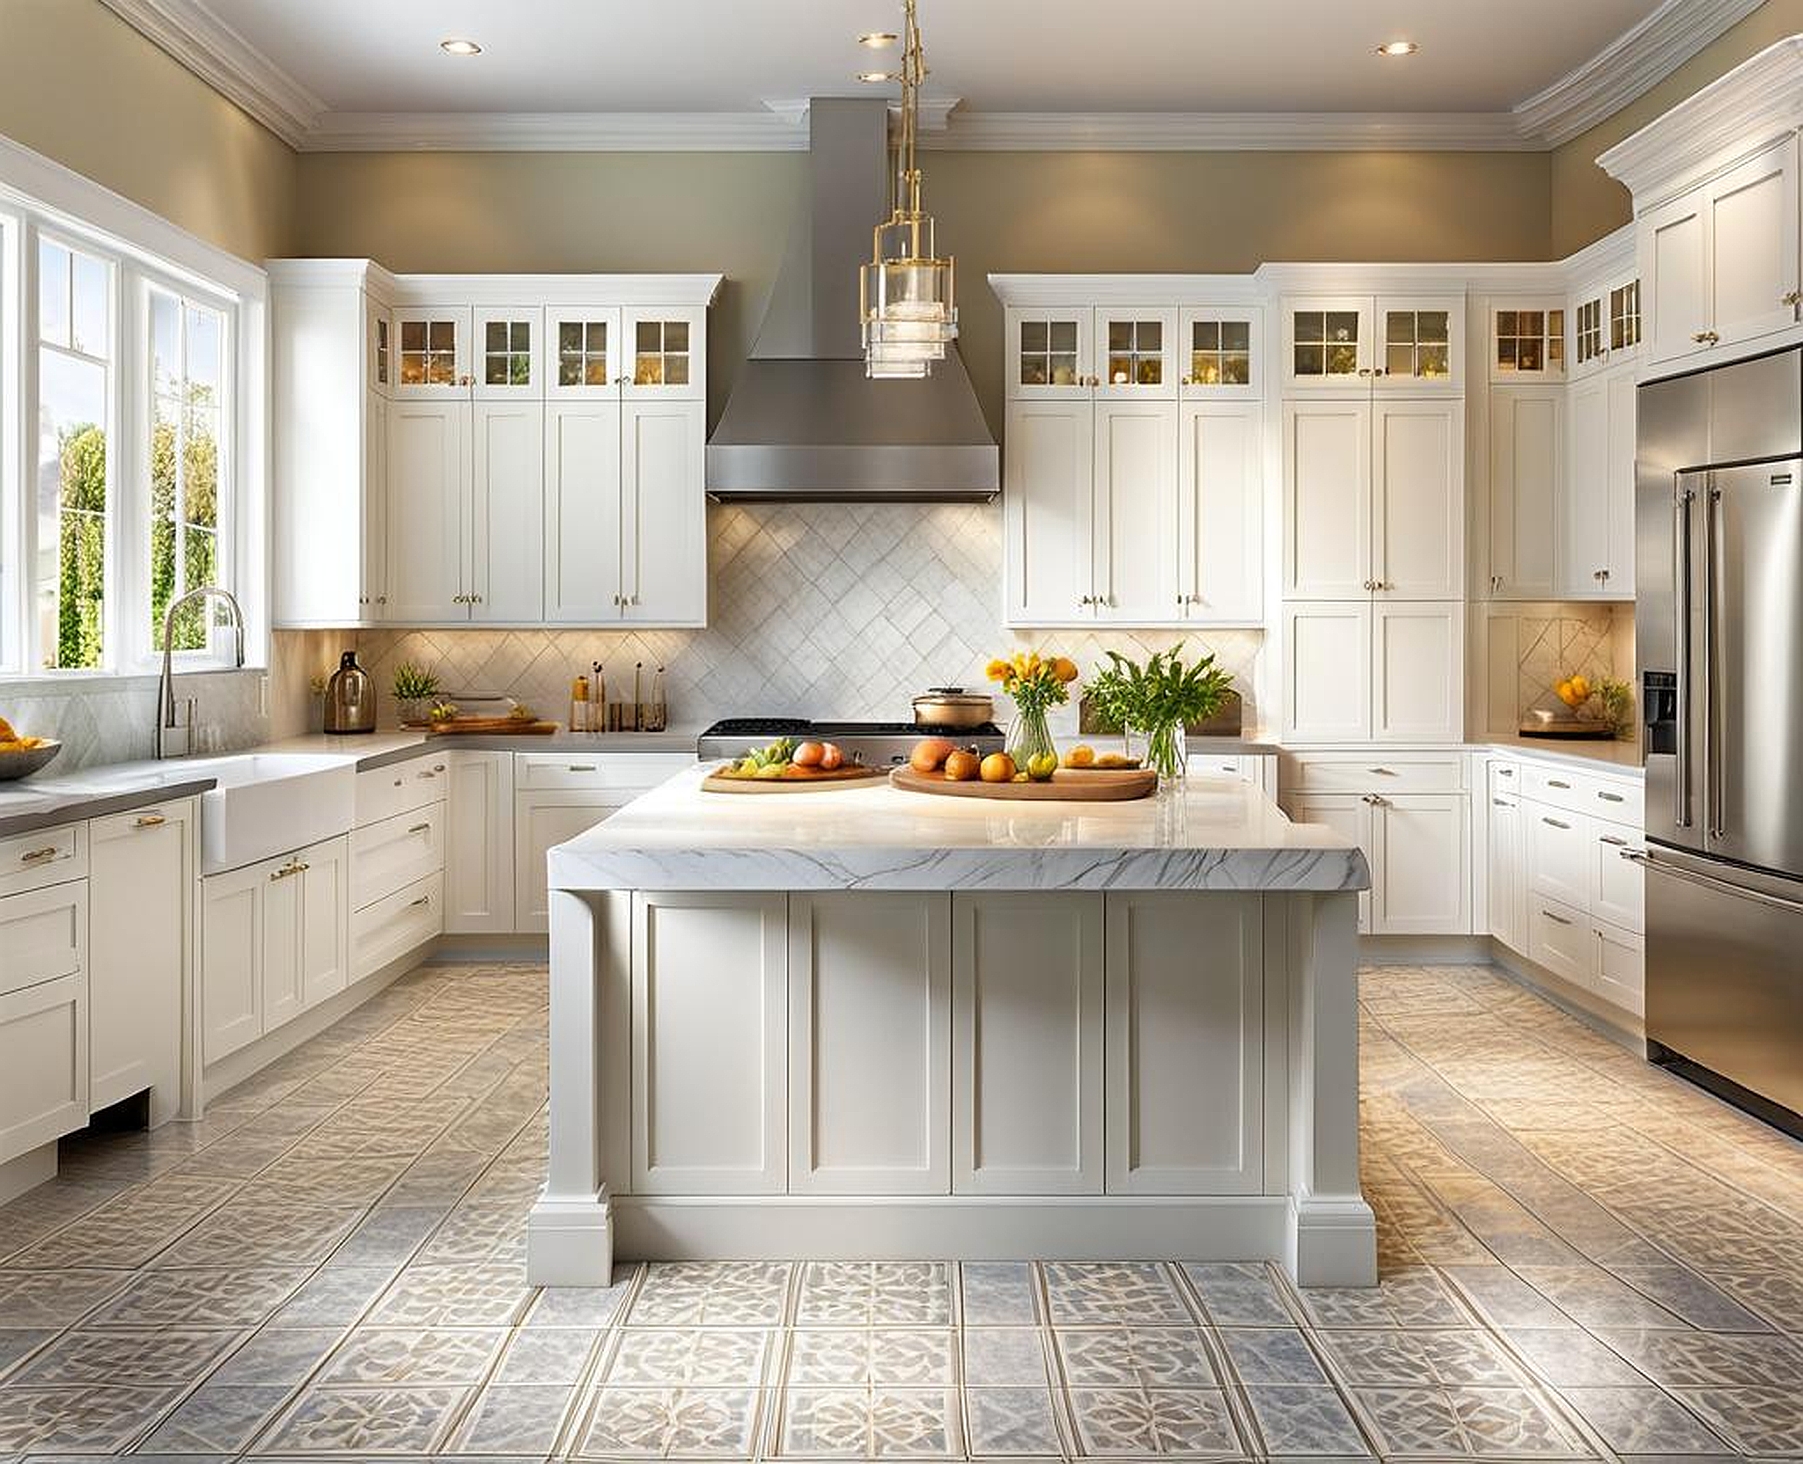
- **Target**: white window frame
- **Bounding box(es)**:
[0,132,267,682]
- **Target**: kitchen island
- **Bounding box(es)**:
[528,768,1375,1288]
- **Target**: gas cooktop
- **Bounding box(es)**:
[697,718,1004,766]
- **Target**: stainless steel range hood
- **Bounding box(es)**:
[706,98,998,502]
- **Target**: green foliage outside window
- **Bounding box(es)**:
[56,424,106,670]
[149,395,219,651]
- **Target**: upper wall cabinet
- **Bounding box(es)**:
[1569,275,1640,377]
[1282,294,1463,394]
[1488,300,1565,383]
[473,307,543,398]
[1179,309,1260,398]
[1005,307,1177,399]
[391,307,473,396]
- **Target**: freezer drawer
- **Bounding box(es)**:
[1645,847,1803,1119]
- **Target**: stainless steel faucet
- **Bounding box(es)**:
[155,585,246,759]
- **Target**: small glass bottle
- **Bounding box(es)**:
[570,674,591,732]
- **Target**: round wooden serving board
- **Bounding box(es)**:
[889,765,1158,801]
[702,762,889,793]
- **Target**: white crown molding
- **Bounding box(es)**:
[96,0,325,146]
[1513,0,1766,146]
[762,97,960,132]
[97,0,1768,155]
[1597,35,1803,205]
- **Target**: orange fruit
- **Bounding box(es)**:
[944,749,982,782]
[910,737,956,773]
[979,753,1017,784]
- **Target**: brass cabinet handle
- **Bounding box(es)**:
[1783,290,1801,307]
[133,813,166,829]
[1547,779,1571,789]
[269,858,308,881]
[407,822,432,835]
[19,845,60,863]
[1691,330,1720,345]
[408,894,432,908]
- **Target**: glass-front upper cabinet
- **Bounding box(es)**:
[622,306,706,401]
[542,307,623,400]
[1006,308,1093,398]
[1093,308,1177,399]
[472,307,541,398]
[1571,274,1641,376]
[1488,300,1565,382]
[1179,307,1260,398]
[391,307,471,397]
[1374,296,1462,391]
[1283,296,1371,391]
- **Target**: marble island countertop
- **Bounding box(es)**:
[549,766,1370,894]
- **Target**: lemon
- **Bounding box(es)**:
[1064,744,1096,768]
[1027,753,1059,781]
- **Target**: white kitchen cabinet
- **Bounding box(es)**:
[1103,892,1262,1195]
[1594,922,1645,1015]
[1570,273,1640,376]
[620,399,707,625]
[622,306,707,401]
[1561,364,1637,597]
[472,306,541,398]
[1004,306,1178,398]
[352,872,443,983]
[952,891,1104,1195]
[1006,307,1092,398]
[1283,295,1372,391]
[515,793,623,935]
[1177,402,1262,622]
[1284,600,1462,743]
[471,401,545,621]
[0,972,87,1167]
[1284,399,1461,601]
[350,805,444,912]
[1368,794,1470,935]
[1280,795,1371,933]
[1094,308,1179,399]
[87,800,191,1121]
[1489,300,1566,381]
[631,891,786,1194]
[543,402,625,622]
[1090,401,1178,619]
[1283,295,1461,393]
[1590,824,1646,931]
[391,305,472,396]
[385,400,470,622]
[1486,386,1562,599]
[0,872,86,993]
[788,893,950,1195]
[1004,399,1091,624]
[1487,787,1526,953]
[446,751,516,934]
[200,835,350,1066]
[544,306,623,399]
[1527,805,1590,909]
[1179,308,1260,398]
[1642,135,1800,370]
[1528,899,1591,986]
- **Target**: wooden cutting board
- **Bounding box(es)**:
[426,718,560,735]
[702,762,889,793]
[889,765,1158,801]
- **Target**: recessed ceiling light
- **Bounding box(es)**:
[440,37,482,56]
[857,70,895,83]
[858,32,898,47]
[1376,39,1419,57]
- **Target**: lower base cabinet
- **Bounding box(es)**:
[0,876,88,1164]
[1282,791,1469,935]
[624,889,1265,1201]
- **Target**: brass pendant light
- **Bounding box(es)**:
[860,0,957,379]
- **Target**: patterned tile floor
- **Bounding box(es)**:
[2,959,1802,1461]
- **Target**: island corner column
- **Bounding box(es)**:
[528,886,620,1286]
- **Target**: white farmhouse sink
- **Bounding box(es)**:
[190,753,356,875]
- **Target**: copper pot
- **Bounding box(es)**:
[911,687,994,730]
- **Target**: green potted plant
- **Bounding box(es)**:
[1084,644,1234,785]
[392,663,442,727]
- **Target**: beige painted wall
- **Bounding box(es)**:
[1551,0,1803,256]
[0,0,296,261]
[295,147,1550,434]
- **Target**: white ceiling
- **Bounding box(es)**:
[101,0,1766,150]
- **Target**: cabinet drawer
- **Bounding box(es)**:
[0,971,88,1164]
[0,880,87,999]
[1528,898,1592,986]
[1527,806,1590,906]
[0,823,86,898]
[1188,753,1255,782]
[351,805,445,912]
[1282,752,1464,794]
[352,871,443,983]
[1591,823,1645,932]
[355,757,450,827]
[1594,920,1645,1016]
[515,752,694,791]
[1521,764,1643,824]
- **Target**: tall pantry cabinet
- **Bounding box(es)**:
[269,262,720,629]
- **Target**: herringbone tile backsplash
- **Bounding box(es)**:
[336,502,1269,732]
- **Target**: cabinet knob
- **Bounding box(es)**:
[1692,330,1720,345]
[377,596,388,605]
[1783,290,1801,308]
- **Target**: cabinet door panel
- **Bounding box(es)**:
[1643,193,1708,366]
[1527,807,1590,908]
[385,401,470,621]
[1373,400,1461,598]
[89,805,188,1116]
[1092,401,1178,620]
[1281,796,1370,933]
[0,973,87,1164]
[1591,826,1645,932]
[543,402,624,622]
[1371,795,1469,935]
[391,306,471,398]
[1103,892,1262,1194]
[1093,307,1178,400]
[1594,921,1645,1015]
[1284,402,1371,598]
[1563,375,1611,596]
[952,892,1103,1194]
[298,839,350,1010]
[622,307,706,401]
[1604,369,1637,594]
[471,306,541,399]
[515,794,626,935]
[621,399,706,625]
[1284,296,1372,390]
[261,864,303,1032]
[1283,602,1372,743]
[632,892,786,1194]
[471,401,544,622]
[1487,793,1525,953]
[200,866,261,1064]
[543,307,623,400]
[1708,138,1800,349]
[1375,296,1462,392]
[363,390,388,616]
[1529,899,1593,986]
[1373,602,1462,742]
[1488,387,1561,598]
[1005,401,1094,623]
[789,893,950,1195]
[446,751,516,934]
[1006,307,1092,399]
[0,880,85,998]
[1180,402,1261,623]
[1179,307,1260,399]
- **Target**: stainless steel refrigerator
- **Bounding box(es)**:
[1637,345,1803,1125]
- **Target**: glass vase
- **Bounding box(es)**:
[1139,718,1187,786]
[1005,705,1057,772]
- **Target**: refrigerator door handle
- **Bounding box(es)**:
[1630,850,1803,918]
[1674,482,1695,829]
[1704,479,1725,840]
